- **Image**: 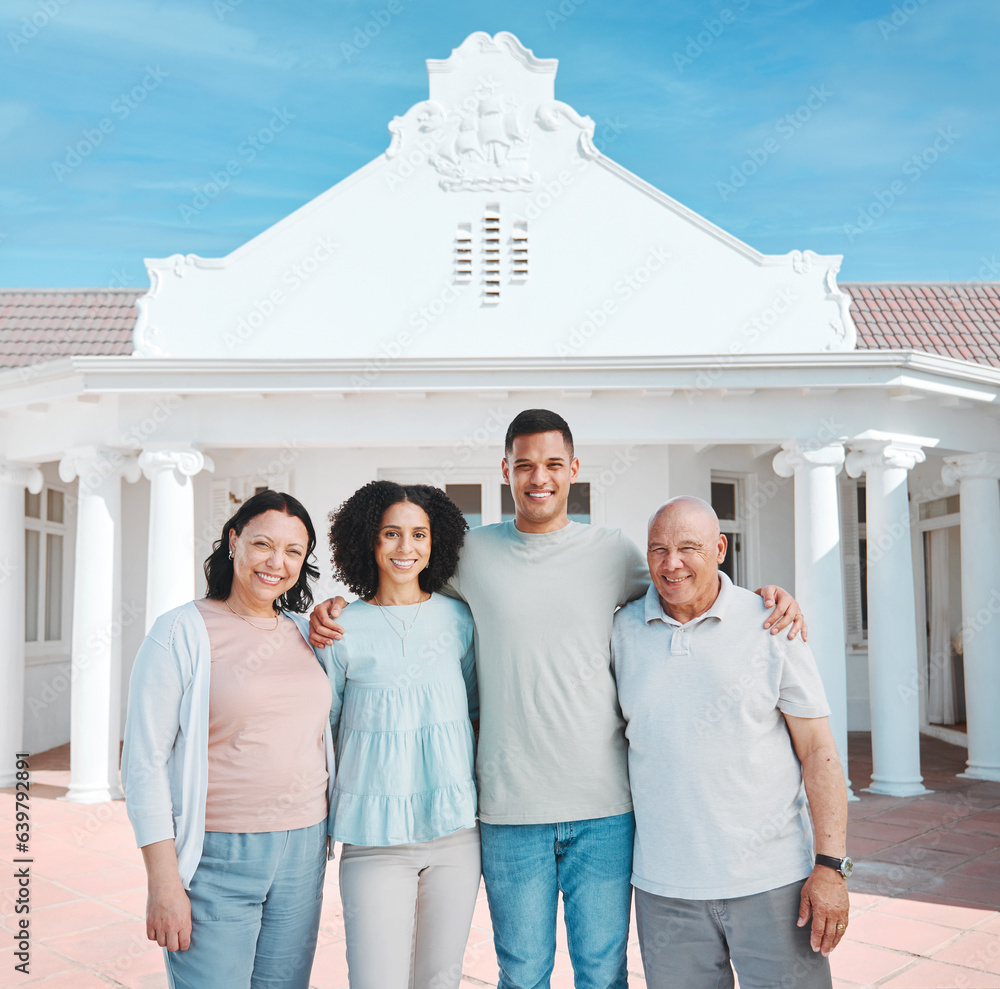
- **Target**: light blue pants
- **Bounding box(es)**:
[165,821,327,989]
[480,812,634,989]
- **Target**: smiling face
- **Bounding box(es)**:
[373,500,431,597]
[228,509,309,613]
[647,498,727,623]
[501,430,580,533]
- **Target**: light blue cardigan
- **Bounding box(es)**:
[120,600,335,888]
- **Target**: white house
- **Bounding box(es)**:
[1,32,998,803]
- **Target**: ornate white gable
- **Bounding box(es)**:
[134,32,855,360]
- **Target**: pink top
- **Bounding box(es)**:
[195,599,332,833]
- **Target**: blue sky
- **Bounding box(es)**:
[1,0,997,287]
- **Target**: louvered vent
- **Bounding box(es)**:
[511,219,529,282]
[483,205,501,304]
[454,223,473,283]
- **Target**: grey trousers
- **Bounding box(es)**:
[338,825,481,989]
[634,879,833,989]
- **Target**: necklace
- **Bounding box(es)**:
[224,598,279,631]
[373,596,424,656]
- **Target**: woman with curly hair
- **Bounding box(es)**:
[325,480,479,989]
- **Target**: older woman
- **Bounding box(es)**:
[121,490,333,989]
[325,480,479,989]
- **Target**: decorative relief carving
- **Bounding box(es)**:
[385,36,591,192]
[429,91,536,191]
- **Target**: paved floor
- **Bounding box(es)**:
[1,733,998,988]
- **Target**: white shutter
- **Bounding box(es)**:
[244,471,290,496]
[210,478,234,531]
[840,478,864,641]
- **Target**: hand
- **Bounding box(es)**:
[309,596,348,648]
[797,866,849,956]
[757,585,808,641]
[146,880,192,951]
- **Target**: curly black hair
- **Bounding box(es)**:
[329,481,468,600]
[204,490,320,613]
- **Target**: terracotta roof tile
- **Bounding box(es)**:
[844,283,1000,369]
[0,289,140,368]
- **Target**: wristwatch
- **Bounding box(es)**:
[816,853,853,878]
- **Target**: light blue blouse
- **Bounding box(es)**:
[323,592,479,847]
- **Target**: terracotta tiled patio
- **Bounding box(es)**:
[2,733,998,988]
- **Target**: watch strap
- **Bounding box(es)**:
[816,853,848,876]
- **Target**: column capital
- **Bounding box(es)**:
[846,441,925,478]
[772,440,845,478]
[942,451,1000,486]
[58,446,142,486]
[138,448,214,481]
[0,462,44,494]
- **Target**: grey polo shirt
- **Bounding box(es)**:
[611,574,830,900]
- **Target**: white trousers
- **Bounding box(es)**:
[338,825,481,989]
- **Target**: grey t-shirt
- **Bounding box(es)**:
[446,520,649,825]
[611,575,831,900]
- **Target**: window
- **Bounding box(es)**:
[25,486,66,644]
[840,479,867,643]
[710,476,745,586]
[446,484,482,528]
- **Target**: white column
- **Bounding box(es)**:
[58,448,140,803]
[773,441,854,798]
[139,449,212,633]
[846,441,930,796]
[0,464,44,787]
[942,452,1000,782]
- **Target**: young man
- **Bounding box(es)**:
[311,409,804,989]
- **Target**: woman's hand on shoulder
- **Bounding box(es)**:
[146,879,192,951]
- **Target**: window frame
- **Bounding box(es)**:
[24,483,69,652]
[709,471,759,591]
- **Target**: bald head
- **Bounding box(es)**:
[647,496,727,622]
[648,496,721,538]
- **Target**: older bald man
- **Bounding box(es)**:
[610,497,850,989]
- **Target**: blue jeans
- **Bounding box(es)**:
[165,821,327,989]
[480,812,634,989]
